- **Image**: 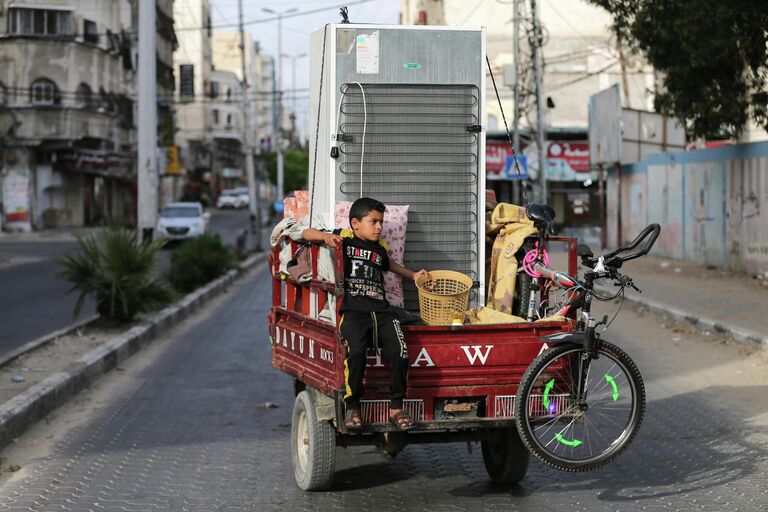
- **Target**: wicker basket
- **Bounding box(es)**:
[415,270,473,326]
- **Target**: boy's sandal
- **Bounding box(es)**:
[390,410,415,431]
[344,408,363,430]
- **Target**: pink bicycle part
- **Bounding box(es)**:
[522,243,549,277]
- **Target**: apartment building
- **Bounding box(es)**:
[0,0,176,231]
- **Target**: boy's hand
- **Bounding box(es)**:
[323,233,343,249]
[413,269,431,283]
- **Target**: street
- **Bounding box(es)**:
[0,209,255,357]
[0,262,766,511]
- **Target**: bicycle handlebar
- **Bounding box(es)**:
[602,223,661,265]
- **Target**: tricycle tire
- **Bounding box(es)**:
[291,390,336,491]
[481,427,529,484]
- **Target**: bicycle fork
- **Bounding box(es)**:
[575,276,599,403]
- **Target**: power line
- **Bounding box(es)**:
[547,60,619,92]
[6,0,377,38]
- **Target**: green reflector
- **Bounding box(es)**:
[543,379,555,410]
[556,433,583,447]
[404,63,422,69]
[605,374,619,401]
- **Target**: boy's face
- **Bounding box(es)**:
[351,209,384,242]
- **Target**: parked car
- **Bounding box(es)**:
[233,187,250,208]
[217,189,246,209]
[156,202,210,241]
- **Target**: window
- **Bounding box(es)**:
[105,30,120,53]
[212,109,219,125]
[30,78,59,105]
[226,113,233,126]
[209,81,220,99]
[75,83,93,108]
[179,64,195,99]
[98,87,113,112]
[9,8,73,36]
[226,88,232,101]
[83,19,98,43]
[0,83,6,106]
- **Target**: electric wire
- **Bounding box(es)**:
[485,54,529,205]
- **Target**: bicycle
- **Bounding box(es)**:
[512,203,661,472]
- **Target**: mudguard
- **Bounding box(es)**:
[540,331,585,345]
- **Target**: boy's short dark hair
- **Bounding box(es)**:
[349,197,385,224]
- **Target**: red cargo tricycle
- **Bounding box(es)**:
[268,212,659,490]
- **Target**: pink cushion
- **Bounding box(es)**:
[334,201,409,308]
[283,190,311,220]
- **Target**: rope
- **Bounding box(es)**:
[485,55,529,206]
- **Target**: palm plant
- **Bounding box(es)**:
[57,227,175,323]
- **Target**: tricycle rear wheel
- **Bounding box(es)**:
[291,390,337,491]
[481,427,529,484]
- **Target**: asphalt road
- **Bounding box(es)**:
[0,242,91,351]
[0,209,257,358]
[1,263,767,511]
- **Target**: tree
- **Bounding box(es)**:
[588,0,768,138]
[262,149,309,194]
[57,227,174,324]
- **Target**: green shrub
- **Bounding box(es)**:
[168,234,234,293]
[57,227,175,324]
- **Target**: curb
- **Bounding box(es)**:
[597,285,768,349]
[0,314,99,369]
[0,252,268,450]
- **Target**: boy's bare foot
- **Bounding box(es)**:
[389,408,415,430]
[344,408,362,430]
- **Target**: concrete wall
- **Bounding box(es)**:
[608,141,768,275]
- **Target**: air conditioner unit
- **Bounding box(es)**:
[308,24,487,309]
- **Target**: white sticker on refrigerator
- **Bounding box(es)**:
[356,31,379,74]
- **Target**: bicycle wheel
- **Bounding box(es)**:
[513,239,535,318]
[514,341,645,472]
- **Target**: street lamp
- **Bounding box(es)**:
[281,52,307,147]
[262,6,298,201]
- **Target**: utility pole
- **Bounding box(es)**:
[617,34,631,108]
[239,0,262,250]
[531,0,548,204]
[512,0,522,203]
[262,7,297,201]
[137,0,157,241]
[282,52,307,148]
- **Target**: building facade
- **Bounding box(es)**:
[173,0,213,205]
[0,0,176,231]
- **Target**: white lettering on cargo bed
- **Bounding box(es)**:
[411,348,436,367]
[461,345,494,365]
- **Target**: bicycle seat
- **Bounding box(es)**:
[526,203,557,235]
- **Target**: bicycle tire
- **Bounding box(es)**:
[513,239,535,318]
[514,341,645,472]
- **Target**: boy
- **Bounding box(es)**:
[301,197,429,430]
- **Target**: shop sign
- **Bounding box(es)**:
[546,141,590,180]
[3,169,30,224]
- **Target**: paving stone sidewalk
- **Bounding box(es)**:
[603,254,768,345]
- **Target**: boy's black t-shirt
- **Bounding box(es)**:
[332,228,391,312]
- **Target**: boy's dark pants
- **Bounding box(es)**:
[339,310,409,411]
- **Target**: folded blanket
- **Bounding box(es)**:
[486,203,537,314]
[466,306,527,324]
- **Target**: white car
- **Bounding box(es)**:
[232,187,250,208]
[156,202,210,241]
[216,189,245,209]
